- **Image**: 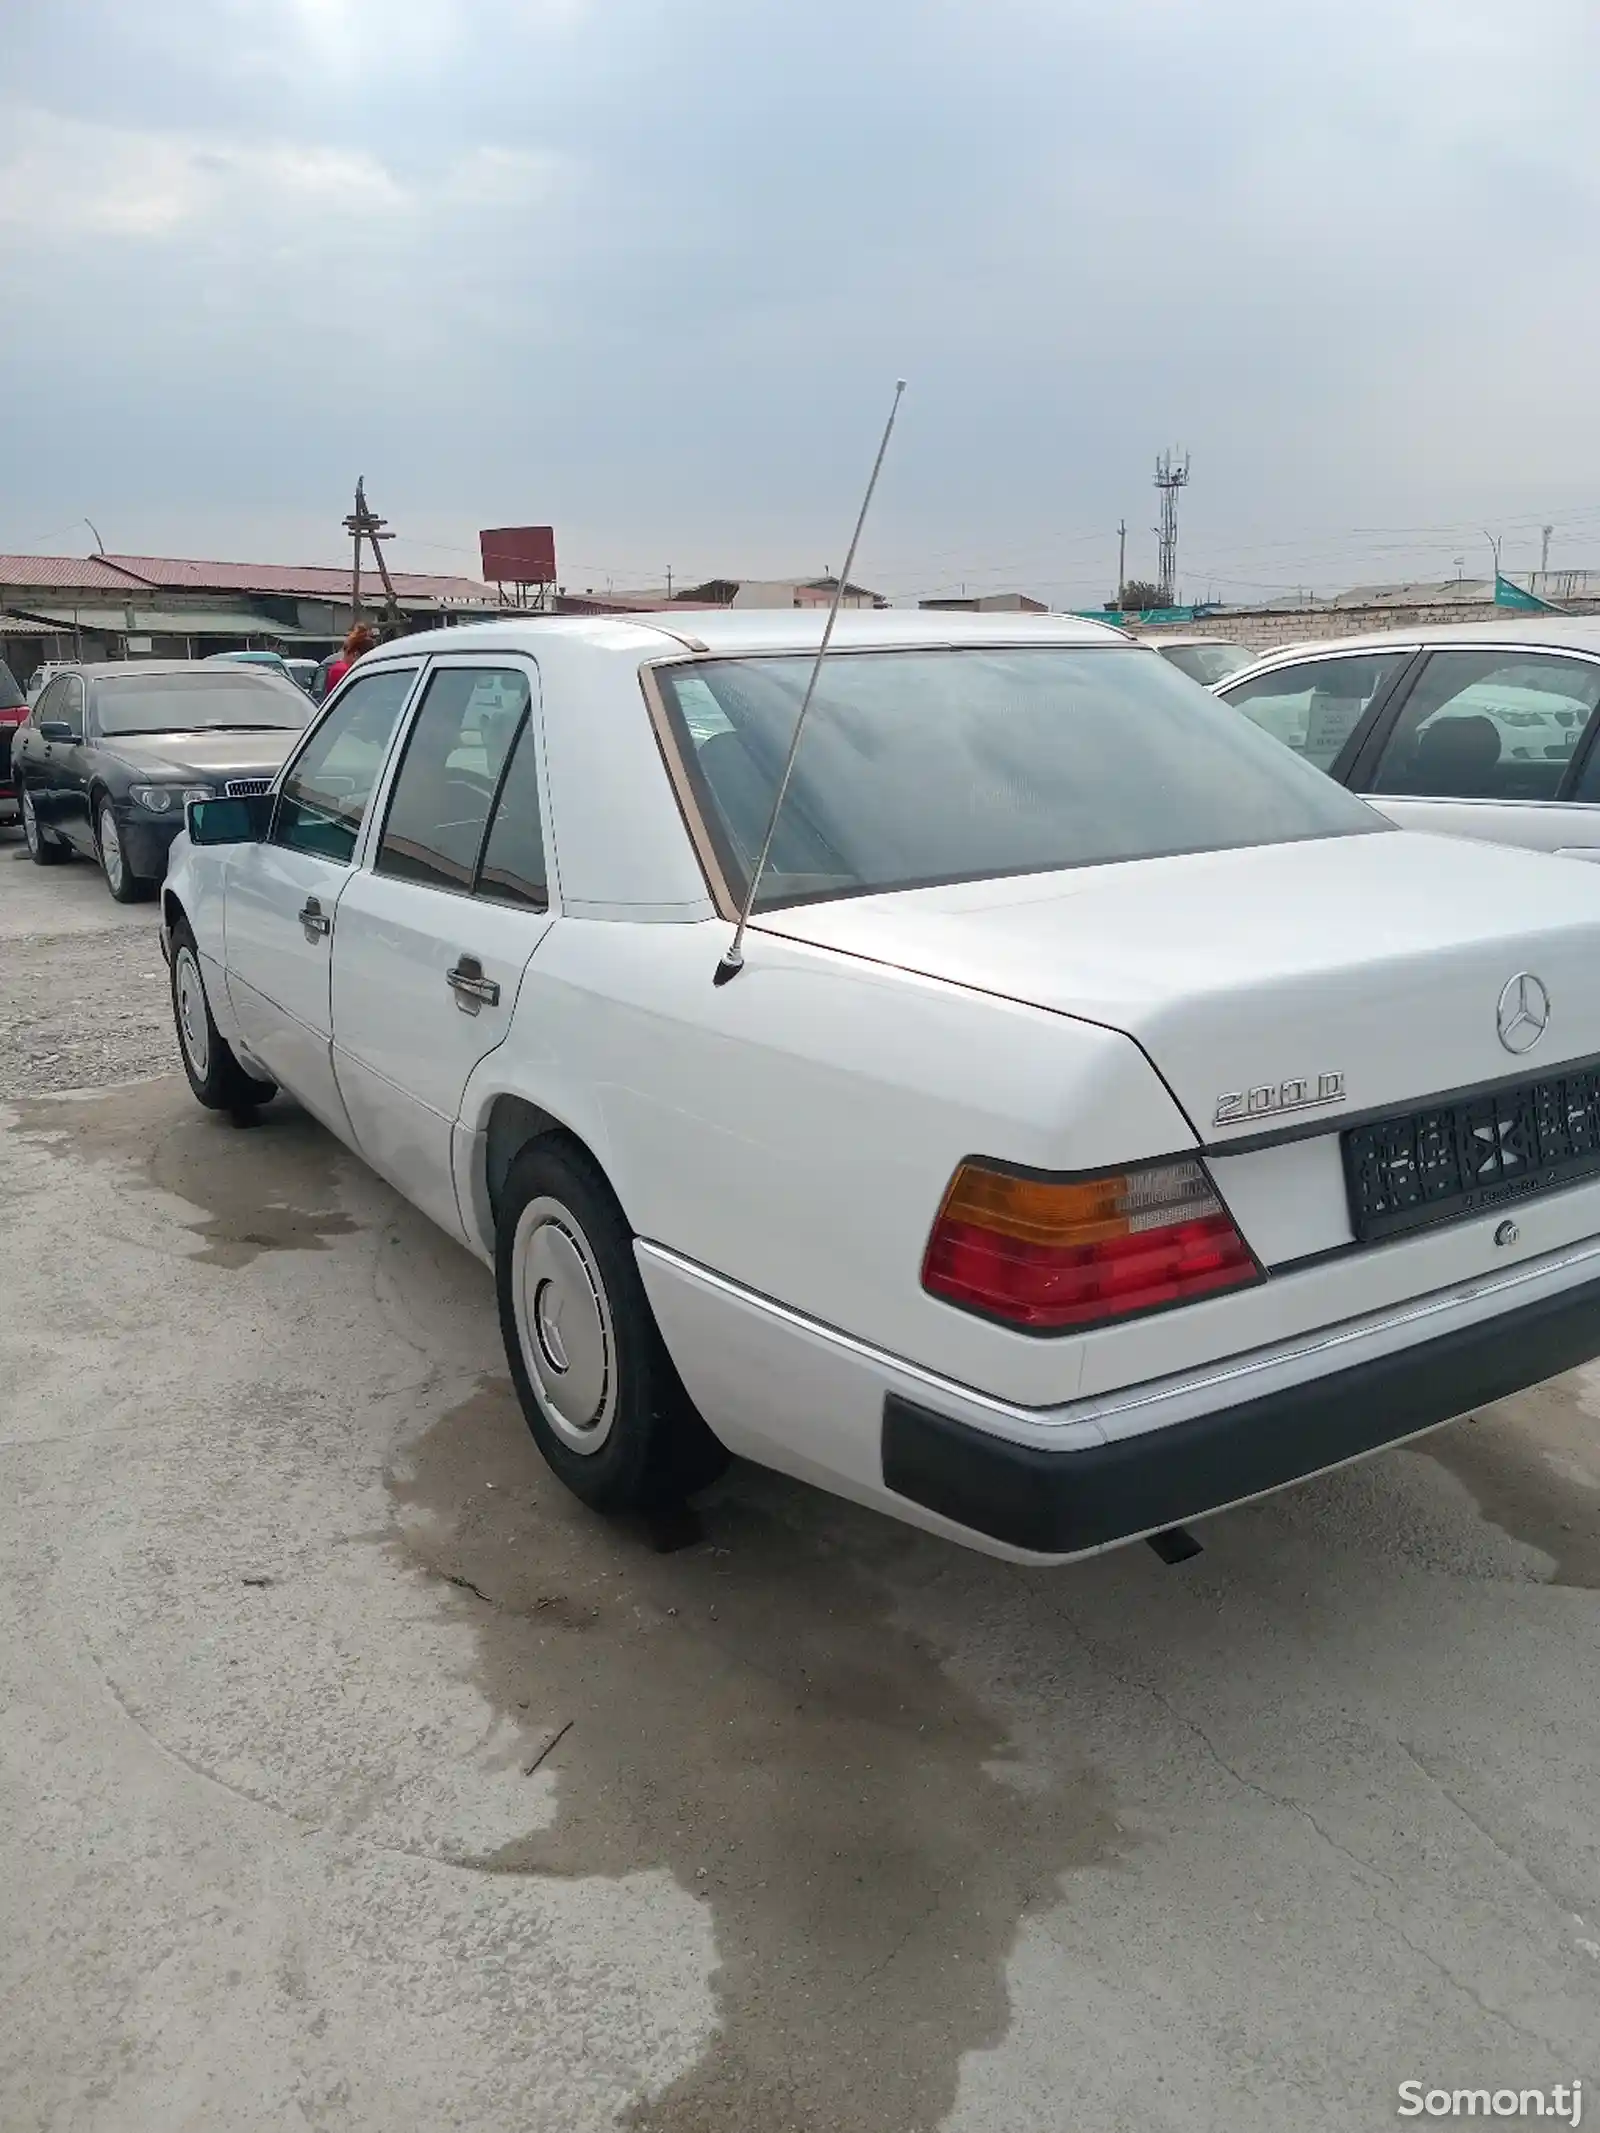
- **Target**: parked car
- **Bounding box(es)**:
[162,610,1600,1563]
[207,649,296,681]
[282,657,319,694]
[1139,634,1258,686]
[0,658,27,822]
[1216,617,1600,857]
[15,660,313,900]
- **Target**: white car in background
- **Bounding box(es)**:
[1216,616,1600,859]
[160,610,1600,1564]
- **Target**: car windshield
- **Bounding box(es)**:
[93,670,312,736]
[1157,641,1256,685]
[656,645,1386,911]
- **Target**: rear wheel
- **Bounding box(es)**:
[21,789,66,865]
[98,799,150,903]
[496,1137,727,1513]
[169,920,277,1111]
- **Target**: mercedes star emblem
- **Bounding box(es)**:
[1496,972,1551,1054]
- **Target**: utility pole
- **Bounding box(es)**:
[1116,519,1127,604]
[1484,529,1503,581]
[666,564,674,598]
[1153,450,1190,608]
[342,478,402,634]
[1541,523,1554,581]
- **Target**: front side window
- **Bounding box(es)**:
[655,645,1385,912]
[60,678,86,736]
[273,667,416,864]
[32,678,66,726]
[92,669,310,737]
[1221,653,1404,773]
[375,668,530,892]
[1369,650,1600,802]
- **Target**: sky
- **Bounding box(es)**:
[4,0,1600,608]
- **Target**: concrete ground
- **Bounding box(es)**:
[2,820,1598,2133]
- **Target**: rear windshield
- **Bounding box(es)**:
[93,669,312,736]
[656,646,1386,910]
[0,660,23,711]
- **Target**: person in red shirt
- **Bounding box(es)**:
[322,623,374,697]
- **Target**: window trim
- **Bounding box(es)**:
[369,664,537,903]
[267,660,422,866]
[1349,644,1600,804]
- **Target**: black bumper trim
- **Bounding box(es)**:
[882,1267,1600,1554]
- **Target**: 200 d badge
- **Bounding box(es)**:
[1213,1071,1346,1128]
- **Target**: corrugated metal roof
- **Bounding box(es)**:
[0,555,153,590]
[12,605,327,638]
[99,552,494,601]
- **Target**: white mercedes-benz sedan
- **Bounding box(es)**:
[160,609,1600,1564]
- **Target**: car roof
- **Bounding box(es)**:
[54,659,302,684]
[1137,633,1251,650]
[365,608,1130,663]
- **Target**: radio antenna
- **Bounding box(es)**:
[713,378,906,986]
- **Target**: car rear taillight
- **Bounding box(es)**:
[922,1157,1259,1332]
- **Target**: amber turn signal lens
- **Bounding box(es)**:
[922,1157,1258,1331]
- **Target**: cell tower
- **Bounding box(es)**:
[1153,449,1190,607]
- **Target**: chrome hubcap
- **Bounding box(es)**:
[100,810,123,890]
[174,947,210,1078]
[511,1197,616,1454]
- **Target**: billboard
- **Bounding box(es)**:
[480,526,557,585]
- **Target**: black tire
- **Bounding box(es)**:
[97,798,152,903]
[168,919,277,1111]
[21,789,67,865]
[496,1136,727,1513]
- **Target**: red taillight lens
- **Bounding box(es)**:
[922,1158,1259,1331]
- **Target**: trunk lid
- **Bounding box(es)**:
[756,830,1600,1142]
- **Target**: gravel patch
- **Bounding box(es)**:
[0,922,177,1095]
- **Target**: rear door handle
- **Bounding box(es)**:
[447,955,501,1013]
[298,896,332,940]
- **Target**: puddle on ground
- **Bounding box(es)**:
[1422,1399,1600,1590]
[391,1378,1125,2133]
[8,1081,358,1269]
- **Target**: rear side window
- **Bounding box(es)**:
[375,668,530,892]
[475,716,548,909]
[274,668,416,864]
[656,645,1385,912]
[1221,654,1404,773]
[0,661,23,712]
[1369,651,1600,802]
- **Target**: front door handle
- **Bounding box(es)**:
[299,896,332,941]
[447,955,501,1013]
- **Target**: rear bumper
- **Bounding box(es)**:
[637,1231,1600,1563]
[883,1263,1600,1552]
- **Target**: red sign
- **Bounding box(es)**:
[479,526,556,585]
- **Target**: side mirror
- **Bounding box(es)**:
[37,719,77,743]
[186,794,271,845]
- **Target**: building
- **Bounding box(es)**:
[554,575,887,615]
[918,592,1049,614]
[0,551,500,682]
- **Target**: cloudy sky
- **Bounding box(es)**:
[3,0,1599,606]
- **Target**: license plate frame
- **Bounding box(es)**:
[1342,1065,1600,1243]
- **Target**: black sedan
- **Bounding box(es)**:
[14,660,312,901]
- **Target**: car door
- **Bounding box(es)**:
[53,678,98,854]
[329,659,554,1242]
[223,664,419,1137]
[1350,646,1600,857]
[17,679,65,828]
[1218,648,1416,782]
